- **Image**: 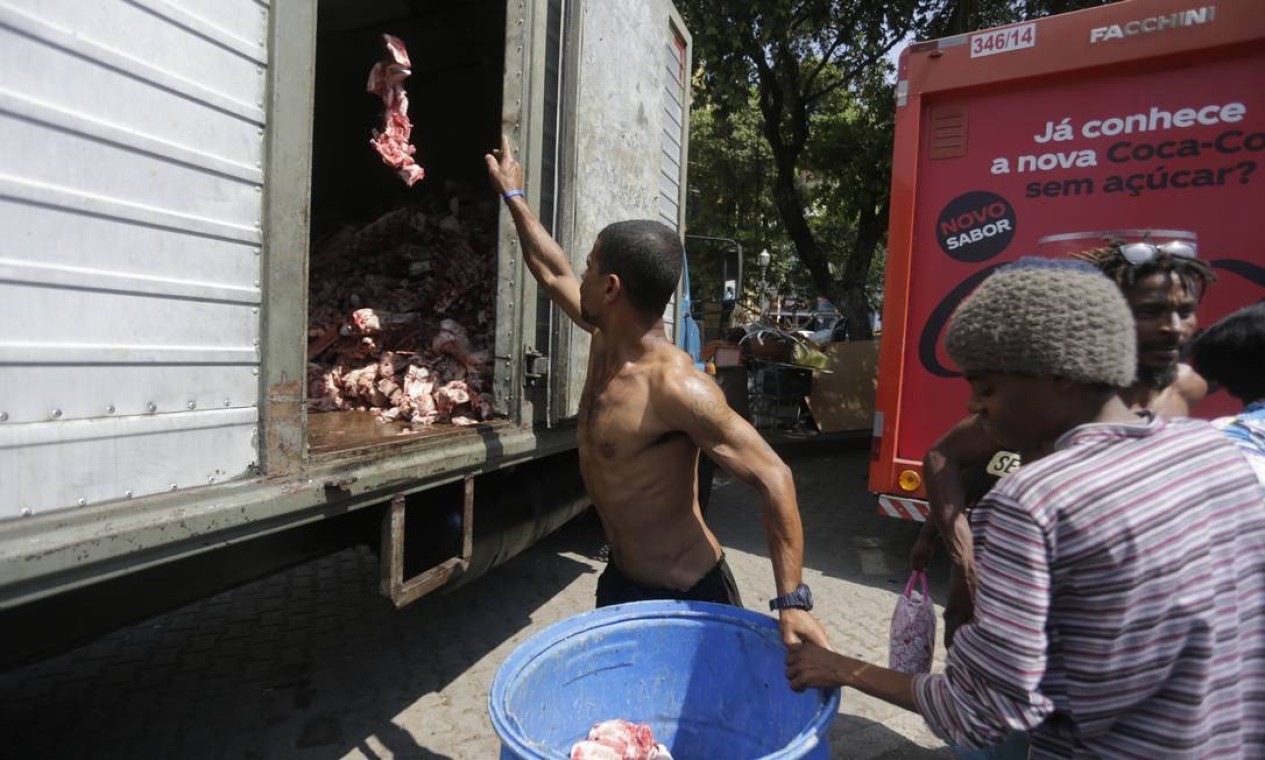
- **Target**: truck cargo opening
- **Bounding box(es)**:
[306,1,508,454]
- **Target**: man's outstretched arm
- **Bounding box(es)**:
[658,369,830,649]
[785,643,916,709]
[484,135,591,333]
[789,489,1057,749]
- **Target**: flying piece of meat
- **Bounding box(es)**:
[367,34,424,186]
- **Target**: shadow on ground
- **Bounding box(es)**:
[0,515,605,760]
[0,437,951,759]
[830,713,955,759]
[707,440,954,604]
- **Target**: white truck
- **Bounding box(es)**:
[0,0,695,666]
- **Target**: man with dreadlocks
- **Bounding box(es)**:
[1072,237,1217,417]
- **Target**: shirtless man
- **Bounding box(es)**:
[485,136,829,648]
[1080,239,1215,417]
[911,239,1217,646]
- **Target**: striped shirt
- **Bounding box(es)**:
[912,416,1265,758]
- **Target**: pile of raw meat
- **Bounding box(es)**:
[306,186,497,430]
[571,719,672,760]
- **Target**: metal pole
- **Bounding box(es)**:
[757,248,771,324]
[684,235,743,304]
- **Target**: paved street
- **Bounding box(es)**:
[0,441,956,759]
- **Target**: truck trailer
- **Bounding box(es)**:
[871,0,1265,520]
[0,0,695,666]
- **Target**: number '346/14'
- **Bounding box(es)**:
[971,24,1035,58]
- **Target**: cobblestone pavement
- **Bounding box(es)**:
[0,441,956,759]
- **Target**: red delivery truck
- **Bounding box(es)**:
[871,0,1265,521]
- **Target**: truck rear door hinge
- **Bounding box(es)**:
[523,346,549,387]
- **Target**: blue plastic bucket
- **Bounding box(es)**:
[489,600,841,759]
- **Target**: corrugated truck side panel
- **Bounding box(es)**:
[555,0,691,417]
[0,0,269,518]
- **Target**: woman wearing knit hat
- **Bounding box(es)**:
[787,259,1265,759]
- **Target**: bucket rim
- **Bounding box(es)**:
[488,600,841,760]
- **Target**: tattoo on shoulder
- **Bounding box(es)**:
[689,391,734,435]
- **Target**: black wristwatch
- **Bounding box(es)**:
[769,582,813,612]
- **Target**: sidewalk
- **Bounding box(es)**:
[0,445,951,759]
[763,427,871,457]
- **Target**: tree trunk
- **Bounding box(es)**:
[824,196,887,341]
[749,35,887,341]
[755,61,837,318]
[769,156,832,290]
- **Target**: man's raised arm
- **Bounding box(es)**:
[659,369,830,649]
[484,135,591,333]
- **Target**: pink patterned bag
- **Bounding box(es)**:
[888,570,936,674]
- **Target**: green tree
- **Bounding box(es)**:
[686,85,785,315]
[681,0,1118,339]
[683,0,932,339]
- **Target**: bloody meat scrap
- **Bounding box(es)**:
[307,187,496,428]
[570,720,672,760]
[367,33,425,186]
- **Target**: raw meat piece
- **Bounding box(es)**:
[344,308,416,336]
[403,364,435,401]
[403,365,440,424]
[367,34,424,186]
[307,365,345,411]
[570,744,621,760]
[434,380,471,416]
[432,319,489,368]
[570,720,672,760]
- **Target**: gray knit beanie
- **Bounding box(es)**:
[945,258,1136,387]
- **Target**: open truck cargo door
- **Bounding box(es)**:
[551,1,692,420]
[871,0,1265,519]
[303,0,526,450]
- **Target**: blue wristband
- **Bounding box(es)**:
[502,189,525,201]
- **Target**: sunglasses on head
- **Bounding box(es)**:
[1116,240,1197,265]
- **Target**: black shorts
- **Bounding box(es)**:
[595,554,744,608]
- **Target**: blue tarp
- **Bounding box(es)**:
[678,254,704,370]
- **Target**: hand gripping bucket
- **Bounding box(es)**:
[489,600,841,759]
